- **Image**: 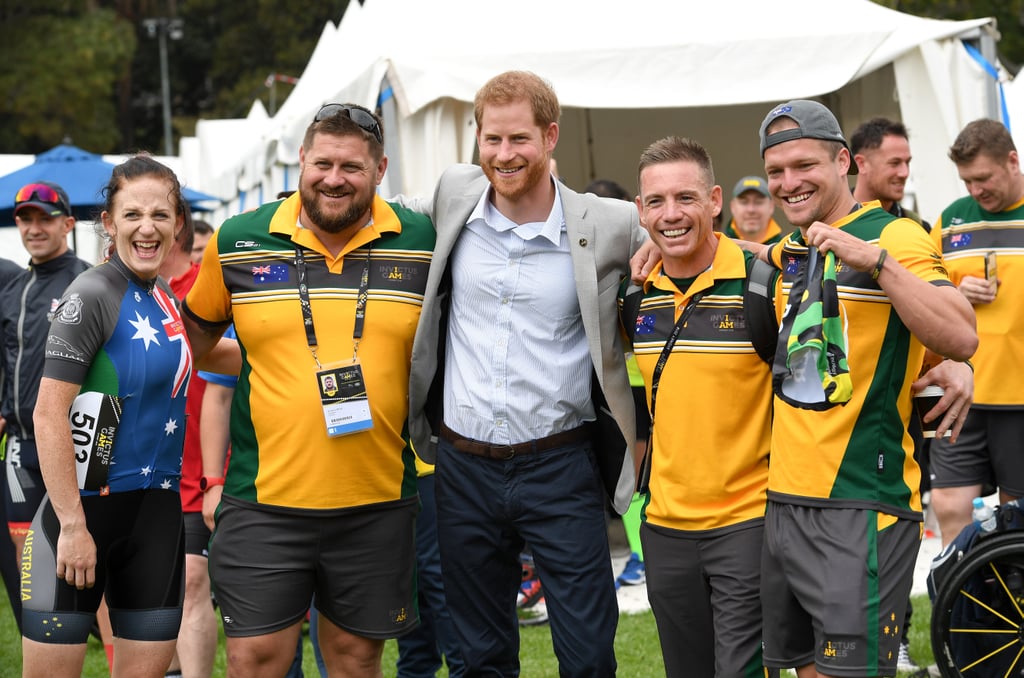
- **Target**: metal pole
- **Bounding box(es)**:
[158,21,173,156]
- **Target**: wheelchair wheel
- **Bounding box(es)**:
[931,532,1024,677]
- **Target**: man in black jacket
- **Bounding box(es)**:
[0,182,90,614]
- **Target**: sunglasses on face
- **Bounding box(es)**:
[15,183,70,213]
[313,104,383,145]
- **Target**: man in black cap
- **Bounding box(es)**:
[723,175,787,244]
[0,182,90,609]
[753,100,977,678]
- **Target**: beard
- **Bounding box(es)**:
[299,182,375,234]
[482,155,551,203]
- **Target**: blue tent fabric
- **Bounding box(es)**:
[0,144,218,225]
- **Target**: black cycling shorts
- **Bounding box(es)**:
[21,489,185,644]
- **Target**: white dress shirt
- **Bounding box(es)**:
[443,179,594,445]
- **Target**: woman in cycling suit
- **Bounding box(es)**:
[21,155,192,678]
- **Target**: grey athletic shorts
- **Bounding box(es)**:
[761,502,919,677]
[930,408,1024,497]
[209,496,418,639]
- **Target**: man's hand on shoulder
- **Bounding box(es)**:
[630,239,661,283]
[732,239,770,263]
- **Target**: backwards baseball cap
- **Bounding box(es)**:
[759,100,850,157]
[732,175,770,198]
[14,181,72,218]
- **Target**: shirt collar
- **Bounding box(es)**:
[644,232,746,294]
[270,193,397,259]
[468,175,564,245]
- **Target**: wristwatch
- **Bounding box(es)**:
[199,476,225,492]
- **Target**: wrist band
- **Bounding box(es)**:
[871,248,888,280]
[943,357,974,372]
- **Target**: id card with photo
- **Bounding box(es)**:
[317,361,373,437]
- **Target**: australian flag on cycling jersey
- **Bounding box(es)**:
[48,255,192,497]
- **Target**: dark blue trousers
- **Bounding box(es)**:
[435,438,618,677]
[398,473,465,677]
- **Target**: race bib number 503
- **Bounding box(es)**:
[69,391,123,491]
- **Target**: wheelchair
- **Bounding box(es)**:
[930,502,1024,678]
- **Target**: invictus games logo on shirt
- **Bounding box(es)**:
[710,312,744,331]
[822,639,857,659]
[377,264,419,282]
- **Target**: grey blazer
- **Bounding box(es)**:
[408,164,644,513]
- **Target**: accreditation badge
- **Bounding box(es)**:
[317,360,373,437]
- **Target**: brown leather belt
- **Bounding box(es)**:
[439,422,592,460]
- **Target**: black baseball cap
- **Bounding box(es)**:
[14,181,72,218]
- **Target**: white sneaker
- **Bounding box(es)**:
[897,640,920,672]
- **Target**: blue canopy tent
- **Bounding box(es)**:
[0,144,218,226]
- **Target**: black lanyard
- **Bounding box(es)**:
[648,291,705,424]
[636,289,705,494]
[295,244,373,367]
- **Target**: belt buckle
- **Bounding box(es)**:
[493,444,516,460]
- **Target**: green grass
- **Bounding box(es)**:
[0,593,932,677]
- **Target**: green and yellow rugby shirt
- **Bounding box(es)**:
[767,202,951,518]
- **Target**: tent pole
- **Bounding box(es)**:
[585,109,596,184]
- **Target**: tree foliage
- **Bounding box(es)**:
[0,0,1018,156]
[877,0,1024,72]
[0,0,348,155]
[0,7,135,153]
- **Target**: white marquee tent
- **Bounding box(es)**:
[186,0,1001,225]
[1003,68,1024,153]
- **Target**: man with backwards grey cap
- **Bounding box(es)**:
[752,100,977,677]
[723,175,787,244]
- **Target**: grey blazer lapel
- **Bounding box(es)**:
[562,187,603,356]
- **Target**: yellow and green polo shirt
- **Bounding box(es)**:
[933,195,1024,407]
[626,234,775,532]
[767,202,951,518]
[184,193,434,512]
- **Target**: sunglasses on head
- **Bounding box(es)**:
[15,183,69,213]
[313,104,383,145]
